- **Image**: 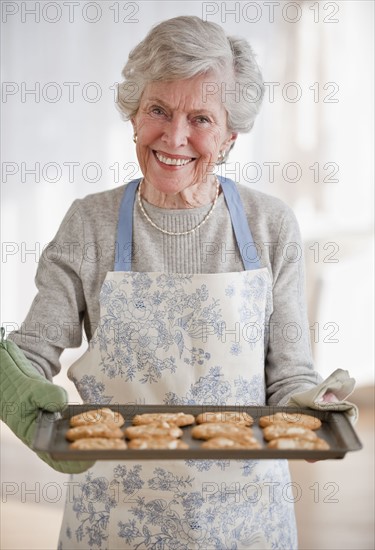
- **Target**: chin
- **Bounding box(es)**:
[152,179,191,195]
[147,170,199,193]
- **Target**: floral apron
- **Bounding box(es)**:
[58,177,298,550]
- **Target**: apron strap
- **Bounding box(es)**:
[218,176,261,270]
[114,178,141,272]
[115,176,260,272]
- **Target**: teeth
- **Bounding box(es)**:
[156,152,192,166]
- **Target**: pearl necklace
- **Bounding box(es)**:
[137,178,220,236]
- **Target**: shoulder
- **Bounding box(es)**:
[228,182,304,278]
[73,183,127,222]
[54,183,129,246]
[233,181,300,239]
[236,182,296,219]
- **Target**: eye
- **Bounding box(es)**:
[150,106,167,117]
[194,115,211,125]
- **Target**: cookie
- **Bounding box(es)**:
[70,408,125,428]
[196,411,254,426]
[201,437,261,450]
[66,423,125,441]
[262,424,318,442]
[70,438,127,450]
[124,424,183,440]
[259,412,321,430]
[128,438,189,449]
[132,412,195,427]
[191,423,254,441]
[267,437,330,450]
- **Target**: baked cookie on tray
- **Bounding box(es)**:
[124,424,183,440]
[262,424,318,442]
[66,423,124,441]
[201,436,261,450]
[267,437,329,450]
[70,438,127,450]
[132,412,195,427]
[128,438,189,449]
[70,408,125,428]
[195,411,254,426]
[259,412,321,430]
[191,422,254,441]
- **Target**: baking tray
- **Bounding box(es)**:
[32,404,362,461]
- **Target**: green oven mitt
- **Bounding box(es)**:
[0,330,94,473]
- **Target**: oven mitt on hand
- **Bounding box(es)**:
[0,333,94,473]
[286,369,358,424]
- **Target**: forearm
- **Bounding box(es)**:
[265,211,321,405]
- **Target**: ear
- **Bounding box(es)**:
[229,132,238,145]
[224,132,237,149]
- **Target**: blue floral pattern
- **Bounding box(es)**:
[70,270,272,404]
[63,462,296,549]
[164,366,265,407]
[71,472,118,547]
[88,273,226,386]
[69,374,113,404]
[61,268,298,549]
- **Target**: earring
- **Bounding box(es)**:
[217,150,225,163]
[133,133,137,144]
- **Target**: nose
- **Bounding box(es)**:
[161,116,189,148]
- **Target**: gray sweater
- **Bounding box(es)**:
[9,182,320,404]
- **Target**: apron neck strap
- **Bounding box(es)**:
[218,176,261,270]
[114,176,260,272]
[114,178,140,272]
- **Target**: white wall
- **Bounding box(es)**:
[1,1,374,387]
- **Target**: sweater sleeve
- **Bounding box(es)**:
[265,206,322,404]
[8,200,86,380]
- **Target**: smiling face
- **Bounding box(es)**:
[132,73,236,206]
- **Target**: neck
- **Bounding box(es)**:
[140,176,219,209]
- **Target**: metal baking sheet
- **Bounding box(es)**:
[32,404,362,461]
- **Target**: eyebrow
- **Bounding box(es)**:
[144,97,216,118]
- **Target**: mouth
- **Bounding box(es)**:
[153,150,196,167]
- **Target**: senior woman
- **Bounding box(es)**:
[2,15,324,550]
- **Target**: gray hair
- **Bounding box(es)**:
[117,16,264,135]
